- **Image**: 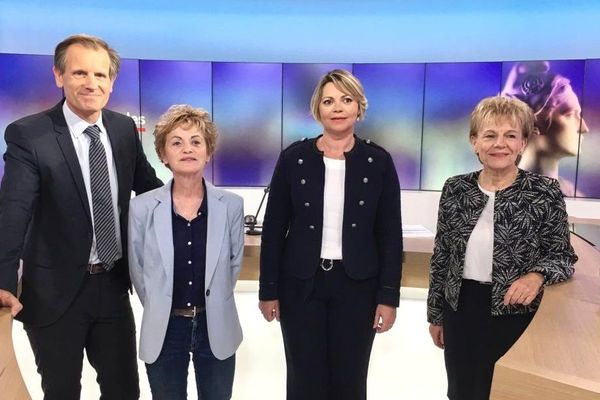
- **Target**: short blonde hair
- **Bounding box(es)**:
[470,96,535,141]
[310,69,368,122]
[153,105,218,161]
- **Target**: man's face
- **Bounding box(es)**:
[53,44,114,123]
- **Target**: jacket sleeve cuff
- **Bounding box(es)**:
[259,282,279,301]
[426,303,444,325]
[377,286,400,307]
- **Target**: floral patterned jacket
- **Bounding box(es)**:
[427,169,577,325]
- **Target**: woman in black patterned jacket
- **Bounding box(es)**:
[427,96,577,400]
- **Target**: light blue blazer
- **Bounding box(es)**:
[128,179,244,363]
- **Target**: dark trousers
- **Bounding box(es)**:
[279,261,378,400]
[443,279,534,400]
[24,271,139,400]
[145,311,235,400]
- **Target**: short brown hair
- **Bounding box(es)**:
[470,96,535,141]
[153,105,218,162]
[54,34,120,79]
[310,69,368,122]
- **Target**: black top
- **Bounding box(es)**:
[171,185,208,309]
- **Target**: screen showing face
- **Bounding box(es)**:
[501,60,586,197]
[579,60,600,198]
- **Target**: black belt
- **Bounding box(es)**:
[319,258,342,271]
[171,306,206,317]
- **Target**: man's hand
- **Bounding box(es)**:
[0,289,23,317]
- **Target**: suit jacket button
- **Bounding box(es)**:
[300,179,306,185]
[298,158,304,165]
[363,177,369,183]
[359,200,365,206]
[304,202,310,207]
[367,157,373,163]
[351,223,357,228]
[309,225,315,230]
[206,289,210,296]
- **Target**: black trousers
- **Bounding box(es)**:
[24,270,139,400]
[279,261,378,400]
[443,279,534,400]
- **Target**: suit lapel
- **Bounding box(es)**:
[51,102,92,222]
[153,181,174,278]
[205,182,226,289]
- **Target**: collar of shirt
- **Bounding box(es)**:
[62,101,107,139]
[198,192,208,216]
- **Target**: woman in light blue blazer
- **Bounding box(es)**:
[128,105,244,400]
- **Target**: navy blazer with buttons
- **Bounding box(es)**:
[259,135,403,306]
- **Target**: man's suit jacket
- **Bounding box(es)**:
[0,100,162,326]
[128,180,244,363]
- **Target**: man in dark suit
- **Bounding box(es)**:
[0,34,162,399]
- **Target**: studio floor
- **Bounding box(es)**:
[12,283,447,399]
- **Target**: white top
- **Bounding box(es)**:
[463,184,494,282]
[320,157,345,259]
[62,102,122,263]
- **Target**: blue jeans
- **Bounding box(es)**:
[145,311,235,400]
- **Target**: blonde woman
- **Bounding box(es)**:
[259,69,402,400]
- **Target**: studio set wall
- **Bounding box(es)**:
[1,54,598,198]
